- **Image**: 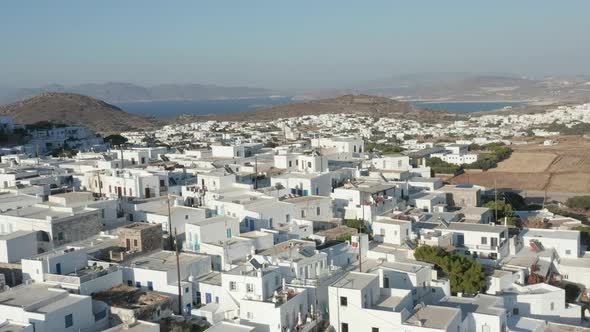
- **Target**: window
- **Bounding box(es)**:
[185,215,189,220]
[340,296,347,306]
[307,162,312,168]
[481,237,487,245]
[136,281,141,288]
[147,281,153,291]
[127,280,133,286]
[317,207,321,215]
[550,302,554,311]
[513,308,519,315]
[65,314,73,328]
[226,228,232,238]
[341,323,349,332]
[566,250,572,255]
[372,328,379,332]
[288,161,292,167]
[246,283,254,293]
[301,210,306,218]
[185,287,189,293]
[134,239,138,247]
[247,312,253,319]
[57,232,64,241]
[229,281,237,291]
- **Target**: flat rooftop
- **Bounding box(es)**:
[405,305,460,330]
[283,195,326,204]
[438,294,505,319]
[187,215,239,227]
[0,230,36,241]
[205,322,255,332]
[126,250,209,272]
[0,322,29,332]
[440,222,506,233]
[0,283,85,313]
[258,240,315,258]
[197,272,222,286]
[331,272,376,290]
[521,228,580,240]
[1,205,94,220]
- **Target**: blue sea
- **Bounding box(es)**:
[117,96,294,118]
[409,101,526,113]
[116,98,526,118]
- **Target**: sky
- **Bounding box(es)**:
[1,1,590,90]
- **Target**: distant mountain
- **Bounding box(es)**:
[0,82,278,104]
[295,74,590,103]
[0,92,161,134]
[177,94,464,122]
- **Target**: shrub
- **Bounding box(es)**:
[414,245,487,295]
[567,196,590,210]
[483,200,513,221]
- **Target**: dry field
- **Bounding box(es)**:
[451,136,590,194]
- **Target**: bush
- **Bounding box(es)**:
[365,142,405,154]
[104,134,128,146]
[414,245,487,295]
[427,157,462,175]
[483,200,513,221]
[345,219,368,233]
[463,146,512,170]
[567,196,590,210]
[545,205,587,222]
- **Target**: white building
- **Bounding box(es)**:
[0,283,109,332]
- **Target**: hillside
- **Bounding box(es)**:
[0,93,161,134]
[178,94,464,122]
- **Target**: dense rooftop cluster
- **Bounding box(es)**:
[0,103,588,331]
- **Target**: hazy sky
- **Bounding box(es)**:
[1,0,590,89]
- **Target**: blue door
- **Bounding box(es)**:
[205,293,212,304]
[147,281,153,291]
[55,263,61,274]
[303,189,309,196]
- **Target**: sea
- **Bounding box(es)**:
[408,101,526,113]
[116,96,294,118]
[116,98,526,118]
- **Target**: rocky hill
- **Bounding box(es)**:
[179,94,463,123]
[0,92,161,134]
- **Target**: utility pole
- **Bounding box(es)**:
[494,178,498,222]
[119,145,124,170]
[359,200,365,272]
[174,228,183,315]
[167,194,173,249]
[97,171,102,197]
[254,155,258,190]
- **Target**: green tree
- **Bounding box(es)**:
[414,245,487,295]
[483,200,513,221]
[104,134,128,146]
